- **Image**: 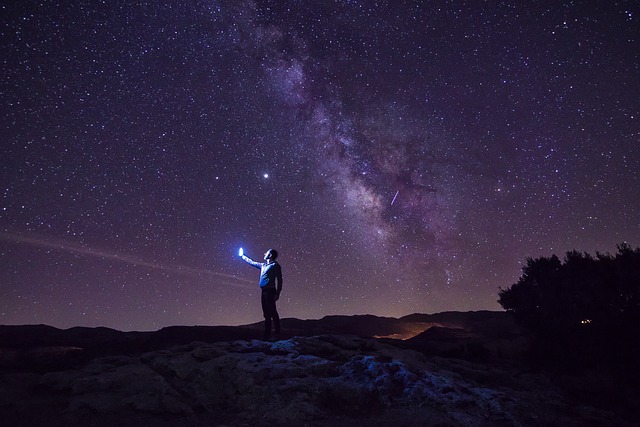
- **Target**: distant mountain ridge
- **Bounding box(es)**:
[0,310,515,348]
[0,311,522,371]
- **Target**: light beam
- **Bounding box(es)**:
[0,231,254,289]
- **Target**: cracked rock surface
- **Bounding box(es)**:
[0,335,631,426]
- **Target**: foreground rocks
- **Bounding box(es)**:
[0,335,630,426]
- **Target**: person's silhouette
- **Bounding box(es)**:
[239,248,283,340]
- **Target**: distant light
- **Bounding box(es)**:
[263,173,269,178]
[581,319,592,325]
[238,247,243,257]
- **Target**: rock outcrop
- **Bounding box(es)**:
[1,334,629,426]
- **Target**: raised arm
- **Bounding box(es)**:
[240,254,262,269]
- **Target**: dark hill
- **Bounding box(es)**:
[401,310,522,338]
[0,311,522,370]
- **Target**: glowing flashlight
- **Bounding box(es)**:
[238,247,243,257]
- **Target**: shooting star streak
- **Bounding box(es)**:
[0,231,254,289]
[390,190,399,206]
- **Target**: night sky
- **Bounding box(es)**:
[2,1,639,331]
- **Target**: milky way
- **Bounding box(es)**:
[2,1,639,330]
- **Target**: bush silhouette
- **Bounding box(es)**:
[498,243,640,370]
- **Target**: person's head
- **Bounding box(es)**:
[264,248,278,261]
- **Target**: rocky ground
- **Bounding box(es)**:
[1,334,634,426]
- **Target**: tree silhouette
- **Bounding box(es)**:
[498,243,640,370]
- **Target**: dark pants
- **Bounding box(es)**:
[261,289,280,339]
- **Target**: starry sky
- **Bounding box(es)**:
[2,1,639,331]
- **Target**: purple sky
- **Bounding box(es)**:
[2,1,639,330]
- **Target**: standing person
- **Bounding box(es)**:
[239,248,283,340]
